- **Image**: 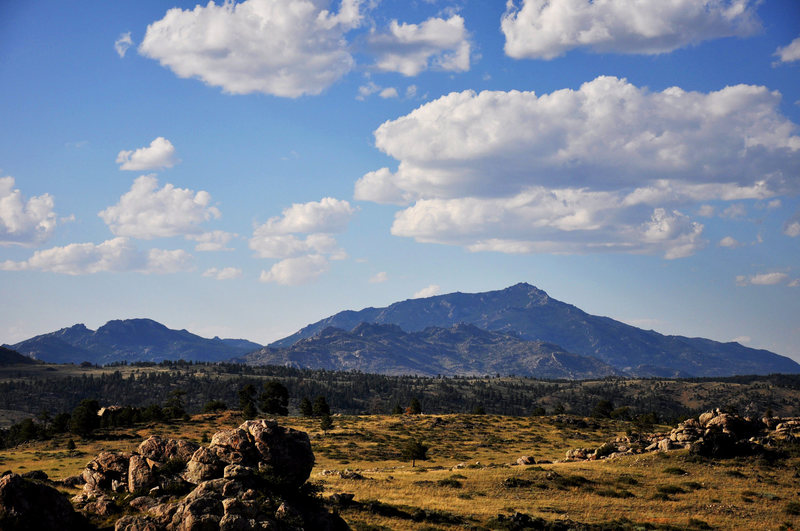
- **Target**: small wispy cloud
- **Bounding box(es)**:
[115,32,133,58]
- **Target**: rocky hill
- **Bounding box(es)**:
[241,322,619,379]
[5,319,262,365]
[271,283,800,378]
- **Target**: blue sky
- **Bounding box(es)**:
[1,0,799,362]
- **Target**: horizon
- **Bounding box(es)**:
[1,1,799,363]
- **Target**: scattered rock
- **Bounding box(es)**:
[564,409,800,461]
[516,455,535,466]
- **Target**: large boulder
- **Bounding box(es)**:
[128,454,158,493]
[83,451,131,493]
[211,420,314,489]
[138,437,199,464]
[0,473,91,530]
[184,446,224,485]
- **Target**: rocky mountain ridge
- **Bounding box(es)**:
[241,322,619,379]
[271,283,800,377]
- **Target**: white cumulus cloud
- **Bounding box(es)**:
[254,197,355,234]
[139,0,363,98]
[259,254,329,285]
[0,237,192,275]
[99,175,220,239]
[203,266,242,280]
[249,233,342,259]
[187,230,237,251]
[249,197,354,284]
[0,176,59,246]
[413,284,441,298]
[502,0,761,60]
[369,15,470,76]
[718,236,740,248]
[775,36,800,64]
[357,77,799,258]
[116,137,179,171]
[115,32,133,58]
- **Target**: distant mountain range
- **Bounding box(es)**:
[5,319,262,365]
[239,322,619,379]
[270,283,800,378]
[5,283,799,378]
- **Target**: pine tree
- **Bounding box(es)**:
[313,396,330,417]
[402,439,428,467]
[259,380,289,416]
[299,397,313,417]
[320,413,334,434]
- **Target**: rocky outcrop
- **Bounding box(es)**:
[1,420,347,530]
[0,472,92,530]
[564,409,800,461]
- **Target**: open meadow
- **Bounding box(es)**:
[1,411,799,530]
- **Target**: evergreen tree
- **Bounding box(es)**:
[402,439,428,467]
[299,397,313,417]
[258,380,289,416]
[69,399,100,437]
[407,397,422,415]
[320,413,334,434]
[313,396,330,417]
[238,384,257,418]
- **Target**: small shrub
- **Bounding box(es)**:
[687,518,713,529]
[616,474,639,486]
[725,470,746,478]
[663,467,687,475]
[595,488,634,498]
[436,478,462,488]
[502,477,533,488]
[785,501,800,515]
[683,481,704,491]
[657,485,686,495]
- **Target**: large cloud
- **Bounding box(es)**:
[99,175,220,239]
[251,197,355,285]
[502,0,761,59]
[368,15,470,76]
[356,77,800,258]
[253,197,355,235]
[116,137,179,171]
[0,176,58,246]
[0,238,192,275]
[139,0,362,97]
[259,254,329,285]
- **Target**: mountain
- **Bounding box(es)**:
[6,319,262,365]
[241,322,618,379]
[0,346,38,366]
[271,283,800,377]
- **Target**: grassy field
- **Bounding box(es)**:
[1,412,799,530]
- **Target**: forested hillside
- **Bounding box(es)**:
[1,362,799,426]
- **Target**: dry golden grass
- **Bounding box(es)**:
[1,412,799,530]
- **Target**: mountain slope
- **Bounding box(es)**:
[242,322,618,379]
[6,319,262,364]
[0,346,38,365]
[271,283,800,377]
